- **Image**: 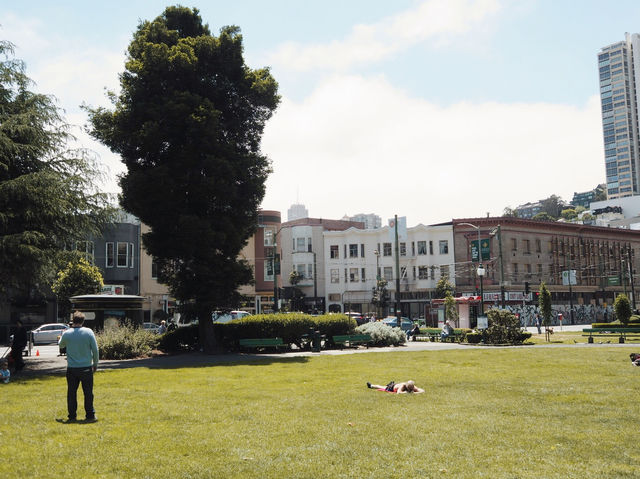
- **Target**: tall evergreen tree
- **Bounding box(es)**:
[0,40,113,305]
[86,7,279,351]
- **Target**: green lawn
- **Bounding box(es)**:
[3,347,640,478]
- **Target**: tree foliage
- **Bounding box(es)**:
[85,7,279,351]
[435,277,454,299]
[614,293,632,325]
[51,256,104,317]
[484,308,525,344]
[444,291,459,327]
[371,279,390,316]
[0,40,114,302]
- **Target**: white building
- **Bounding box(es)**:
[343,213,382,229]
[323,222,455,320]
[287,203,309,221]
[598,33,640,199]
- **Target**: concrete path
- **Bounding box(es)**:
[16,326,639,378]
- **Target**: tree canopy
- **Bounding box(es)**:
[86,7,279,349]
[0,40,114,303]
[52,256,104,317]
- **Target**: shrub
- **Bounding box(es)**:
[355,322,406,347]
[465,332,482,343]
[158,325,199,352]
[220,313,356,348]
[591,322,639,329]
[484,309,527,344]
[97,323,159,359]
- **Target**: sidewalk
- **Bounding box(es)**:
[18,331,637,378]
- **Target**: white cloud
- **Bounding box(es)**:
[261,75,604,225]
[268,0,502,72]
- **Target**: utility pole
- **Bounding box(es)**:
[313,251,318,312]
[628,246,636,311]
[394,214,401,322]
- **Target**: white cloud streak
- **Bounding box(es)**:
[261,75,604,224]
[268,0,502,71]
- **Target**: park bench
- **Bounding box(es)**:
[238,337,286,352]
[332,334,372,348]
[420,328,465,342]
[582,327,640,343]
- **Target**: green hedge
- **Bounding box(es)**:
[158,324,199,352]
[466,332,482,343]
[97,324,160,359]
[218,313,356,349]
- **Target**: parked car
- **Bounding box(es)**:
[382,316,414,333]
[142,322,161,334]
[212,311,251,324]
[30,323,69,345]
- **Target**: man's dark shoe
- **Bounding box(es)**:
[84,416,98,423]
[366,382,372,389]
[56,418,77,424]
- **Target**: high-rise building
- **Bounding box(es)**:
[598,33,640,199]
[287,203,308,221]
[343,213,382,229]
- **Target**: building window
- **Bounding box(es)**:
[349,244,358,258]
[330,245,339,259]
[412,266,416,280]
[383,267,393,281]
[76,241,94,265]
[430,266,436,280]
[151,260,158,279]
[307,237,312,252]
[307,264,313,279]
[537,264,543,276]
[331,269,339,283]
[400,242,406,256]
[383,243,392,256]
[418,266,429,280]
[512,263,518,282]
[350,268,359,282]
[417,241,427,255]
[526,264,532,277]
[118,242,131,268]
[361,244,365,257]
[264,228,274,246]
[361,268,366,281]
[295,237,306,252]
[523,239,530,254]
[128,243,134,268]
[411,242,415,256]
[535,239,541,253]
[106,242,114,268]
[295,264,306,278]
[439,240,449,254]
[344,268,348,282]
[429,241,434,255]
[440,265,449,278]
[400,266,407,281]
[511,238,517,251]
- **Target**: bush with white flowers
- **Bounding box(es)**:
[355,321,406,346]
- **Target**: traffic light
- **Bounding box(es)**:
[524,281,530,295]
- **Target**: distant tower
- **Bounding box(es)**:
[346,213,382,229]
[598,33,640,199]
[287,203,309,221]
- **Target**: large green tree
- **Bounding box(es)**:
[86,7,279,351]
[52,257,104,318]
[0,40,113,305]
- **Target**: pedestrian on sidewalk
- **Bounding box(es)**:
[58,311,99,423]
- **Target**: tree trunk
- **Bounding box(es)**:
[198,311,223,354]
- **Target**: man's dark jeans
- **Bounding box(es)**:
[66,367,95,420]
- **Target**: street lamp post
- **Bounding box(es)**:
[374,250,380,319]
[489,226,506,308]
[458,222,483,317]
[477,264,485,314]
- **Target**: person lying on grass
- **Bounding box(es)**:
[630,353,640,366]
[367,380,424,393]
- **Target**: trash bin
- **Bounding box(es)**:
[312,330,322,352]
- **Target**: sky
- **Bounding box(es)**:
[2,0,640,227]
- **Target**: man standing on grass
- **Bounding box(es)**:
[58,311,99,423]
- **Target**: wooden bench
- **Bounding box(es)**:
[421,328,465,342]
[332,334,372,348]
[582,327,640,343]
[238,337,285,352]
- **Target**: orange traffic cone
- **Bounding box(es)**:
[36,349,40,357]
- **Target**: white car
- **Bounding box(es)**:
[31,323,69,345]
[142,322,161,334]
[212,311,251,324]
